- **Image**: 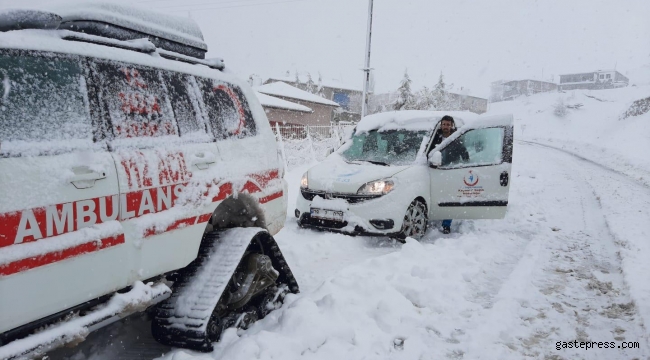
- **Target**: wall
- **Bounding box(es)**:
[263,107,310,126]
[264,97,335,127]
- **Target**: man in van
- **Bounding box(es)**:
[430,115,469,234]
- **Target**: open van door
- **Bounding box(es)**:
[427,114,513,220]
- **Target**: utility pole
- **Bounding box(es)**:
[361,0,374,118]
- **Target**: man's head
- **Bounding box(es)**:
[440,115,455,137]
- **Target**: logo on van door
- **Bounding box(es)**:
[463,170,479,187]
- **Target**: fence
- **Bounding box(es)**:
[270,123,354,141]
[272,123,355,170]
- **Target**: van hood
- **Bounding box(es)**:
[306,155,411,194]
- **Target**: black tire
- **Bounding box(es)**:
[397,199,428,240]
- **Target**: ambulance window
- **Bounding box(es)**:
[161,72,209,140]
[0,52,92,152]
[93,61,177,139]
[195,77,256,140]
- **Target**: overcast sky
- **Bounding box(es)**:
[3,0,649,97]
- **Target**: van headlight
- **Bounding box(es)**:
[357,179,394,195]
[300,172,309,189]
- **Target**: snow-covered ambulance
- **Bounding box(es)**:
[296,110,514,239]
[0,3,297,357]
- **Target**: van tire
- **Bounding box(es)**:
[396,199,428,240]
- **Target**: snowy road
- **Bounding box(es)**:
[47,142,649,360]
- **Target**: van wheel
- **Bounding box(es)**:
[398,200,428,240]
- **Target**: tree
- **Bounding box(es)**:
[305,72,317,94]
[393,70,415,110]
[413,86,434,110]
[294,71,301,89]
[316,72,325,97]
[432,72,451,110]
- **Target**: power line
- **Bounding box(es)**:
[156,0,317,12]
[135,0,266,7]
[155,0,288,10]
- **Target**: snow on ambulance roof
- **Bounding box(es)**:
[255,92,312,113]
[356,110,478,133]
[255,82,340,107]
[0,29,239,85]
[51,2,207,51]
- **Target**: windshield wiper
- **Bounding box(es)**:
[352,159,390,166]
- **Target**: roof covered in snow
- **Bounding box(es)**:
[255,82,340,107]
[356,110,478,133]
[255,92,312,113]
[52,2,207,51]
[268,74,363,92]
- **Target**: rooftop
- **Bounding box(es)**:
[255,82,340,107]
[267,72,364,92]
[255,92,312,113]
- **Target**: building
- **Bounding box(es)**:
[255,91,313,126]
[264,72,368,123]
[490,80,507,102]
[501,79,557,100]
[255,81,339,127]
[559,70,629,91]
[448,92,488,114]
[490,79,557,102]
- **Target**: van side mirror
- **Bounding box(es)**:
[428,151,442,168]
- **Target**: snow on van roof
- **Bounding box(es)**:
[255,92,312,113]
[52,2,207,51]
[356,110,478,133]
[255,82,340,107]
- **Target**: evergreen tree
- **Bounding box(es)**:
[316,72,325,97]
[294,71,301,89]
[414,86,434,110]
[432,72,450,110]
[393,70,415,110]
[305,73,317,94]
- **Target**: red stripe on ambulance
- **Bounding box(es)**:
[0,234,125,276]
[1,169,282,247]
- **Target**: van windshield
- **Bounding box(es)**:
[340,130,428,166]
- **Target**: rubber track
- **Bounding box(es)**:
[151,228,299,352]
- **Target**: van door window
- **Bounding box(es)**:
[0,51,92,155]
[441,127,504,168]
[161,72,210,142]
[195,78,256,139]
[93,61,177,140]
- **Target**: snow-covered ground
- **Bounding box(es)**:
[48,87,650,359]
[490,85,650,186]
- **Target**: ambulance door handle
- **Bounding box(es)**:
[192,152,216,170]
[70,166,107,189]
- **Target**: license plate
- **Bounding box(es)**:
[310,208,344,221]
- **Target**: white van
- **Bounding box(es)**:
[295,110,514,239]
[0,4,296,357]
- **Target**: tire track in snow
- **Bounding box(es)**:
[516,139,650,189]
[546,142,650,352]
[460,143,649,359]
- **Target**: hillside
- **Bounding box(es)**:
[487,86,650,186]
